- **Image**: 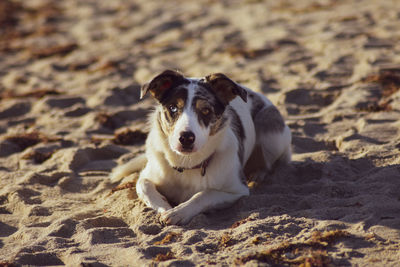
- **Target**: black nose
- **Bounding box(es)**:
[179,131,195,148]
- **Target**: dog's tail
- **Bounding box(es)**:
[110,154,147,182]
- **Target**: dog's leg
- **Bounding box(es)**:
[258,125,291,168]
[136,178,172,213]
[250,105,291,182]
[160,189,248,225]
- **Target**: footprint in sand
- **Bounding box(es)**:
[0,101,31,120]
[314,55,356,85]
[14,252,64,266]
[142,246,173,259]
[284,86,339,115]
[79,227,136,246]
[45,96,86,109]
[292,136,337,153]
[75,216,136,246]
[10,188,42,205]
[48,218,78,239]
[79,216,130,229]
[0,140,21,157]
[94,108,150,131]
[0,221,18,238]
[28,206,52,217]
[20,172,69,187]
[103,85,141,106]
[183,230,207,245]
[137,224,162,235]
[69,144,128,173]
[64,106,92,117]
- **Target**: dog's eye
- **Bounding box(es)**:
[168,104,178,113]
[201,107,211,116]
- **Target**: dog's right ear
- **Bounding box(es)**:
[140,70,185,100]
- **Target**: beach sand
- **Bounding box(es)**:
[1,0,400,265]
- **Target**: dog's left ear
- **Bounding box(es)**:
[205,73,247,105]
[140,70,185,100]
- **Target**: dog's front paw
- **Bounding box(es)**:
[160,206,193,225]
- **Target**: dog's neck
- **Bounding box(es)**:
[172,153,214,176]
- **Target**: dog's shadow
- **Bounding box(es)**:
[179,154,400,234]
[131,154,399,234]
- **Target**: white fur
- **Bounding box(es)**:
[110,76,291,225]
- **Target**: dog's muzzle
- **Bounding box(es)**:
[179,131,195,151]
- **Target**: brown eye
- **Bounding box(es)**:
[201,107,211,115]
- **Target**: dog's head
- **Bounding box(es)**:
[141,70,247,155]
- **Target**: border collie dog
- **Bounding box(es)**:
[111,70,291,225]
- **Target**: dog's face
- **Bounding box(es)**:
[141,70,247,155]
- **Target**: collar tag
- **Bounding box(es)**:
[173,167,184,172]
[201,165,206,176]
[172,153,214,177]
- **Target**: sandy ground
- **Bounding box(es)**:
[1,0,400,266]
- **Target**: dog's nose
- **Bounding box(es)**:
[179,131,195,147]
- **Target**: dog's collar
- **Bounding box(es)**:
[173,153,214,176]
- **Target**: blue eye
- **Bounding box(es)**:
[169,104,178,113]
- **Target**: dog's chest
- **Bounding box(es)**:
[156,170,207,205]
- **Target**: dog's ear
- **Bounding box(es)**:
[205,73,247,105]
[140,70,185,100]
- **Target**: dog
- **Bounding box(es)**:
[110,70,291,225]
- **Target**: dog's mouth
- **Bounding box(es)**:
[178,146,195,153]
[175,144,197,154]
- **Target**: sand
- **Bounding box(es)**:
[1,0,400,266]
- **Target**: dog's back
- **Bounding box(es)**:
[110,70,291,224]
[228,87,291,179]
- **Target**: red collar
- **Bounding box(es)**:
[173,153,214,176]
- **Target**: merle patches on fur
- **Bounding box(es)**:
[140,70,189,101]
[192,82,226,128]
[111,69,292,225]
[228,107,246,164]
